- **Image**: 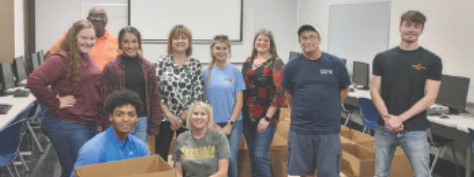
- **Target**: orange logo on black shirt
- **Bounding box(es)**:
[412,63,426,71]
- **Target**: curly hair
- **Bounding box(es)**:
[58,20,94,88]
[104,89,144,115]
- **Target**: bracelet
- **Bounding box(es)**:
[167,112,173,118]
[264,116,271,122]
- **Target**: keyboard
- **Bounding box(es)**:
[0,103,12,114]
[13,89,30,97]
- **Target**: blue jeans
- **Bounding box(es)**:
[243,121,276,177]
[41,112,96,177]
[129,116,147,143]
[217,120,243,177]
[374,126,431,177]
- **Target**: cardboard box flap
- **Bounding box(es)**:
[75,155,174,177]
[340,130,373,142]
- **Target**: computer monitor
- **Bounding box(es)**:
[352,61,370,89]
[14,56,28,85]
[1,62,16,93]
[436,74,470,114]
[30,52,40,73]
[289,51,301,60]
[38,50,45,64]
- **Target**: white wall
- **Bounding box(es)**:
[36,0,299,65]
[14,0,24,58]
[142,0,299,64]
[298,0,474,102]
[36,0,128,52]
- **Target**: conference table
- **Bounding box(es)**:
[347,88,474,177]
[0,88,37,131]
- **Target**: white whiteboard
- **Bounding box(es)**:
[328,1,390,75]
[130,0,242,42]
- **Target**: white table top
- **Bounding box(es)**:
[348,88,371,99]
[428,113,474,133]
[0,89,37,131]
[347,88,474,133]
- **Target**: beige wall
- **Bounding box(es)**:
[0,0,14,64]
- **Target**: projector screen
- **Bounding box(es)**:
[129,0,243,42]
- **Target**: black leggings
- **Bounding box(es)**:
[155,121,187,161]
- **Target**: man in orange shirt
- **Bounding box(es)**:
[49,7,119,70]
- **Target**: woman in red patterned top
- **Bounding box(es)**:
[240,29,286,177]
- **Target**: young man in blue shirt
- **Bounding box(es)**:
[71,90,150,177]
[283,25,351,177]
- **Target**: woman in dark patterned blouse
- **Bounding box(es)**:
[153,25,203,162]
[241,29,286,177]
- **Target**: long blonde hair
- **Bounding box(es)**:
[58,20,94,88]
[186,101,215,130]
[206,34,231,83]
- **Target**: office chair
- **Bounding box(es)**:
[358,98,379,134]
[25,102,46,154]
[428,126,460,177]
[0,104,34,177]
[469,128,474,171]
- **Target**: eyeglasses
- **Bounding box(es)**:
[88,14,107,19]
[300,35,319,41]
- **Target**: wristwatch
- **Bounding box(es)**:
[228,120,235,126]
[264,116,271,122]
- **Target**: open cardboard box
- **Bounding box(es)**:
[74,155,175,177]
[340,129,373,143]
[341,143,375,177]
[356,141,414,177]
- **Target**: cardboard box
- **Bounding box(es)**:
[341,143,375,177]
[340,130,373,143]
[238,150,251,177]
[74,155,175,177]
[355,141,414,177]
[276,120,290,140]
[239,134,287,150]
[269,150,288,177]
[341,125,350,131]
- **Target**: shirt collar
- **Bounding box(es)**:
[105,126,129,149]
[97,29,110,40]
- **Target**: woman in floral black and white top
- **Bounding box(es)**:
[153,25,203,162]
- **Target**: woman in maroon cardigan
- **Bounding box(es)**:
[27,20,101,177]
[100,26,162,143]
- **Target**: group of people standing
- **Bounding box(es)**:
[27,6,442,177]
[28,7,286,177]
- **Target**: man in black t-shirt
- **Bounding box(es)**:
[370,11,442,177]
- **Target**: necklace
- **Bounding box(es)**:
[252,58,268,69]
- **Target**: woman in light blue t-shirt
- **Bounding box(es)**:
[202,34,245,177]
